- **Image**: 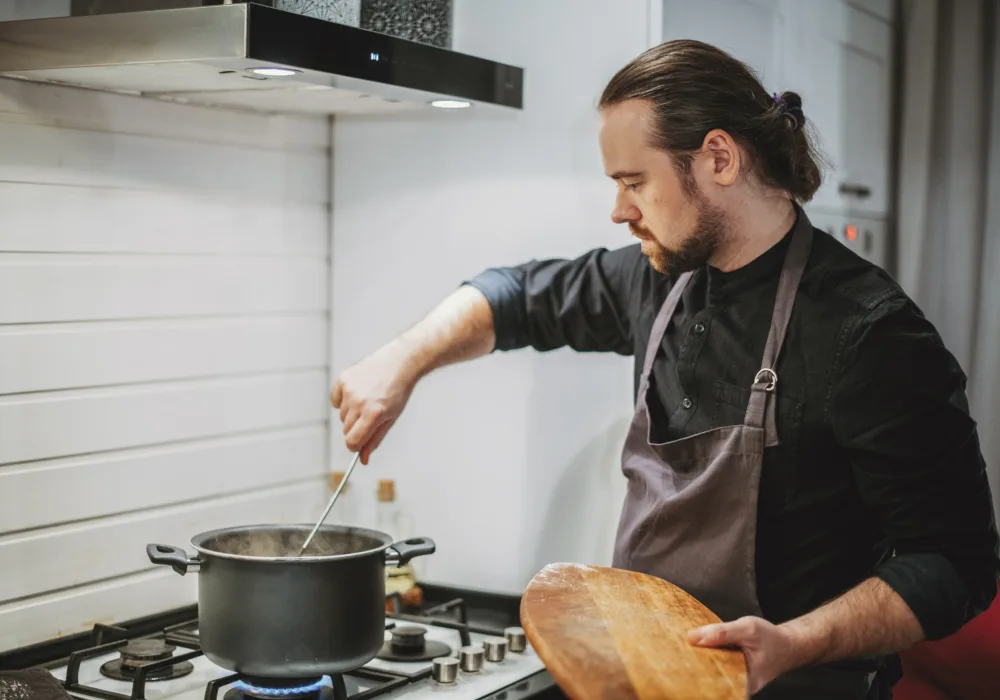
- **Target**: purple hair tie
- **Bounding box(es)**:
[772,92,799,131]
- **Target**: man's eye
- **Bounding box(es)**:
[625,182,642,191]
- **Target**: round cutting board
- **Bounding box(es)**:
[520,563,747,700]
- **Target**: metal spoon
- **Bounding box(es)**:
[298,451,361,556]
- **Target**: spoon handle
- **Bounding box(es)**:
[299,451,361,555]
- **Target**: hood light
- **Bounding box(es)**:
[249,67,300,77]
[431,99,472,109]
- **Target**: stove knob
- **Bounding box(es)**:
[458,644,484,673]
[504,626,527,653]
[432,656,459,684]
[483,636,508,662]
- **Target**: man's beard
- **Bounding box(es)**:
[630,196,726,276]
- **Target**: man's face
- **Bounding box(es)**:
[599,99,726,275]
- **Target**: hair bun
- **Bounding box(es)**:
[775,90,805,132]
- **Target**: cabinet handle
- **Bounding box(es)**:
[839,182,872,198]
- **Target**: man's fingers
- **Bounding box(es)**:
[688,623,730,647]
[330,381,343,409]
[339,397,354,424]
[688,618,758,647]
[342,406,361,435]
[690,619,760,646]
[346,408,385,454]
[361,423,392,464]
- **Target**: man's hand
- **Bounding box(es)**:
[331,286,497,464]
[687,617,808,694]
[688,577,925,694]
[331,340,419,464]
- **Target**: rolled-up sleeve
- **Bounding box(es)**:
[831,294,1000,640]
[462,244,642,355]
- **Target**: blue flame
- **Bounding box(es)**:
[233,678,328,697]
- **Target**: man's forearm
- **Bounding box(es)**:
[782,577,925,667]
[394,285,497,381]
[689,576,929,692]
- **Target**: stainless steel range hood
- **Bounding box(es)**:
[0,2,524,116]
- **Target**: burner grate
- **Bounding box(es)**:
[63,636,203,700]
[163,620,200,649]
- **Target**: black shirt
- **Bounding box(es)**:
[465,221,999,644]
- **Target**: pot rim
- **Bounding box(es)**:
[189,523,395,563]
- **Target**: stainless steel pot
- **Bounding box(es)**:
[147,524,435,678]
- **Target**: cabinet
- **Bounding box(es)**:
[661,0,787,91]
[786,1,894,215]
[659,0,894,218]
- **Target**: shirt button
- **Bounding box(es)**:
[693,322,706,335]
[681,397,693,409]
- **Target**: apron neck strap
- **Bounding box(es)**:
[640,271,693,383]
[745,208,815,435]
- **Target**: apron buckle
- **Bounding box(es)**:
[753,368,778,392]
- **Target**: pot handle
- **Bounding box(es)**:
[385,537,436,567]
[147,544,201,576]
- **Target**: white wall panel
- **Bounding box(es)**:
[0,315,327,394]
[0,184,328,256]
[0,480,327,604]
[0,370,328,465]
[0,570,196,651]
[0,255,327,324]
[0,426,327,533]
[0,67,332,648]
[0,121,329,204]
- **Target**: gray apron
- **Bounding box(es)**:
[612,214,879,699]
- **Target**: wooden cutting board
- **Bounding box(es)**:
[520,563,747,700]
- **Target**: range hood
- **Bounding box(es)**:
[0,2,524,116]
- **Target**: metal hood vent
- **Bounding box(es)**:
[0,2,523,116]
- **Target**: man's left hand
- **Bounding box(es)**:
[687,617,809,694]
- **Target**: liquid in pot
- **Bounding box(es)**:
[198,526,386,559]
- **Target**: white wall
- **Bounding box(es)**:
[330,0,654,592]
[0,77,331,647]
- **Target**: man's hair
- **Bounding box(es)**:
[600,40,823,203]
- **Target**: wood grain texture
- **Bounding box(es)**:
[520,563,747,700]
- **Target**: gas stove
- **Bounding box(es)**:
[0,585,562,700]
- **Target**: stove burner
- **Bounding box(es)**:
[376,625,451,663]
[224,677,338,700]
[99,639,194,681]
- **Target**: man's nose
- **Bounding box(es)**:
[611,196,639,225]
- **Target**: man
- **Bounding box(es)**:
[330,40,999,698]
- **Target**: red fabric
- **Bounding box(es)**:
[892,675,951,700]
[895,584,1000,700]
